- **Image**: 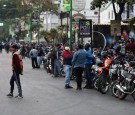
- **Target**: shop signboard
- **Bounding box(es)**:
[79,19,92,37]
[111,20,121,36]
[72,0,86,12]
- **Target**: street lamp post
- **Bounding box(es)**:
[37,4,40,45]
[29,4,32,43]
[70,0,72,50]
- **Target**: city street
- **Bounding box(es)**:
[0,51,135,115]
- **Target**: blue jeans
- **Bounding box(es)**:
[37,56,42,67]
[54,60,61,77]
[64,65,72,85]
[10,71,22,96]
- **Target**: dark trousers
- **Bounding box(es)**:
[74,67,84,88]
[10,71,22,95]
[31,57,38,68]
[85,64,92,87]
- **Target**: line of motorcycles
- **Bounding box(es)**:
[92,49,135,101]
[43,48,135,101]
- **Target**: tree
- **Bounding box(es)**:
[22,0,58,14]
[90,0,135,20]
[0,0,58,20]
[50,28,58,43]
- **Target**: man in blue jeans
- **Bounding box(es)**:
[72,44,88,90]
[53,44,62,77]
[7,44,23,98]
[62,46,73,89]
[84,43,94,89]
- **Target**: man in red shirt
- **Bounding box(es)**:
[62,46,73,89]
[7,44,23,98]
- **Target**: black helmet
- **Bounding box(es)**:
[108,49,114,56]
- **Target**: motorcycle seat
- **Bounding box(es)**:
[122,71,133,79]
[129,61,135,67]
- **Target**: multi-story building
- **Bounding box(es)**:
[41,0,100,31]
[100,2,135,24]
[40,0,61,31]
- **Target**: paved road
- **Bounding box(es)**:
[0,51,135,115]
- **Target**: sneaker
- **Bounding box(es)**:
[7,93,13,97]
[65,85,73,89]
[15,94,23,99]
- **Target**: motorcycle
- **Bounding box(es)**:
[91,55,104,89]
[111,60,135,100]
[95,49,119,94]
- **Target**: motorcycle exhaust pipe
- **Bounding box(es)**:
[116,85,125,93]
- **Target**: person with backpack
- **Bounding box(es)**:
[7,44,23,98]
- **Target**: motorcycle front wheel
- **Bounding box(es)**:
[93,76,99,90]
[98,74,109,94]
[111,81,119,98]
[118,90,127,100]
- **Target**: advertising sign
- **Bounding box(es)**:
[79,19,92,37]
[111,20,121,36]
[61,0,71,12]
[72,0,86,12]
[63,0,70,4]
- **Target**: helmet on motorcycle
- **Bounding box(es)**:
[108,49,114,57]
[101,51,108,58]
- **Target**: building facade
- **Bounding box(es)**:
[100,2,135,24]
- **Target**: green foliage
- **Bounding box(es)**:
[0,0,31,20]
[50,28,58,39]
[0,0,58,20]
[91,0,108,9]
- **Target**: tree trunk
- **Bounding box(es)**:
[115,13,122,20]
[112,0,126,20]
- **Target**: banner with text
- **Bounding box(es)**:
[79,19,92,37]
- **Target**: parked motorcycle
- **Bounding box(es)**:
[111,60,135,100]
[96,50,117,94]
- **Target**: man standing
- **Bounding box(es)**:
[29,46,38,69]
[53,44,62,77]
[37,46,44,68]
[84,43,93,89]
[72,44,87,90]
[62,46,73,89]
[0,43,2,53]
[7,44,23,98]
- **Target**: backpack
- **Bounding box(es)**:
[14,52,23,75]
